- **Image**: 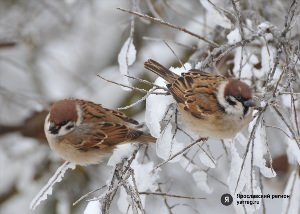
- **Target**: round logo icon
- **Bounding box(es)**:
[221,193,233,206]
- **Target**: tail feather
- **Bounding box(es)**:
[144,59,179,83]
[138,134,157,144]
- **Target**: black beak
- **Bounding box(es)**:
[49,122,60,134]
[243,99,256,107]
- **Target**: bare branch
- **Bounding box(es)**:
[139,192,205,200]
[117,8,219,48]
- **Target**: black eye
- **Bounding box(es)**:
[236,96,243,101]
[60,121,68,126]
[226,97,236,106]
[66,125,74,130]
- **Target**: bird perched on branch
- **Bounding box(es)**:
[44,99,155,165]
[144,59,255,139]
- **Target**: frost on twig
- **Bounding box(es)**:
[118,2,137,90]
[79,144,159,214]
[30,161,76,210]
[118,37,136,89]
[281,169,300,214]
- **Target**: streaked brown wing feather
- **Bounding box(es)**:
[77,99,139,125]
[74,122,143,151]
[169,71,226,118]
[104,108,139,125]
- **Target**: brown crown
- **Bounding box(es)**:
[49,99,78,124]
[224,79,252,100]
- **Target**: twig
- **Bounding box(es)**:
[200,33,262,69]
[139,192,205,200]
[117,8,219,48]
[163,40,186,69]
[124,74,169,91]
[97,74,147,93]
[265,125,292,138]
[117,87,157,110]
[73,185,107,206]
[155,138,207,169]
[234,105,268,193]
[142,36,198,50]
[272,105,300,148]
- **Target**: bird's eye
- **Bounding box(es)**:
[66,124,74,130]
[60,121,68,126]
[226,97,236,106]
[236,96,243,101]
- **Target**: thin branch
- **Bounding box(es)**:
[234,105,268,193]
[163,40,185,69]
[143,36,198,50]
[117,8,219,48]
[155,138,207,170]
[139,192,205,200]
[73,185,107,206]
[272,105,300,148]
[117,87,156,110]
[124,74,168,91]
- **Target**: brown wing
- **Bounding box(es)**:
[168,71,226,119]
[73,122,144,151]
[103,108,139,125]
[77,99,139,125]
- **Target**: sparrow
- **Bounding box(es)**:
[144,59,256,139]
[44,99,156,165]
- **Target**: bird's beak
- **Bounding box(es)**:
[243,99,256,107]
[49,122,60,134]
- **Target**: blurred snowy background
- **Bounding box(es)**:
[0,0,299,214]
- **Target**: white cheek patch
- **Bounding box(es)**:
[57,122,76,136]
[44,114,51,136]
[216,82,244,117]
[217,81,230,109]
[44,113,75,137]
[76,104,83,126]
[225,100,244,117]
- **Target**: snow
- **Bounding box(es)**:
[179,155,199,173]
[281,170,300,214]
[257,22,273,34]
[84,200,101,214]
[260,45,282,84]
[227,28,241,44]
[116,158,159,213]
[145,63,192,161]
[199,151,216,168]
[199,0,231,29]
[30,161,76,210]
[192,171,213,194]
[107,144,137,167]
[249,116,276,178]
[281,94,299,108]
[227,140,249,194]
[156,123,184,162]
[286,137,300,166]
[145,62,192,138]
[227,138,262,213]
[145,78,174,138]
[131,159,159,192]
[231,47,257,85]
[118,37,137,88]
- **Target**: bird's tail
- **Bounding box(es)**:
[144,59,179,83]
[138,134,157,144]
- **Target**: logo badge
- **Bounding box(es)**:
[221,193,233,206]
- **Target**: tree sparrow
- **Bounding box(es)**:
[144,59,256,139]
[44,99,155,165]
